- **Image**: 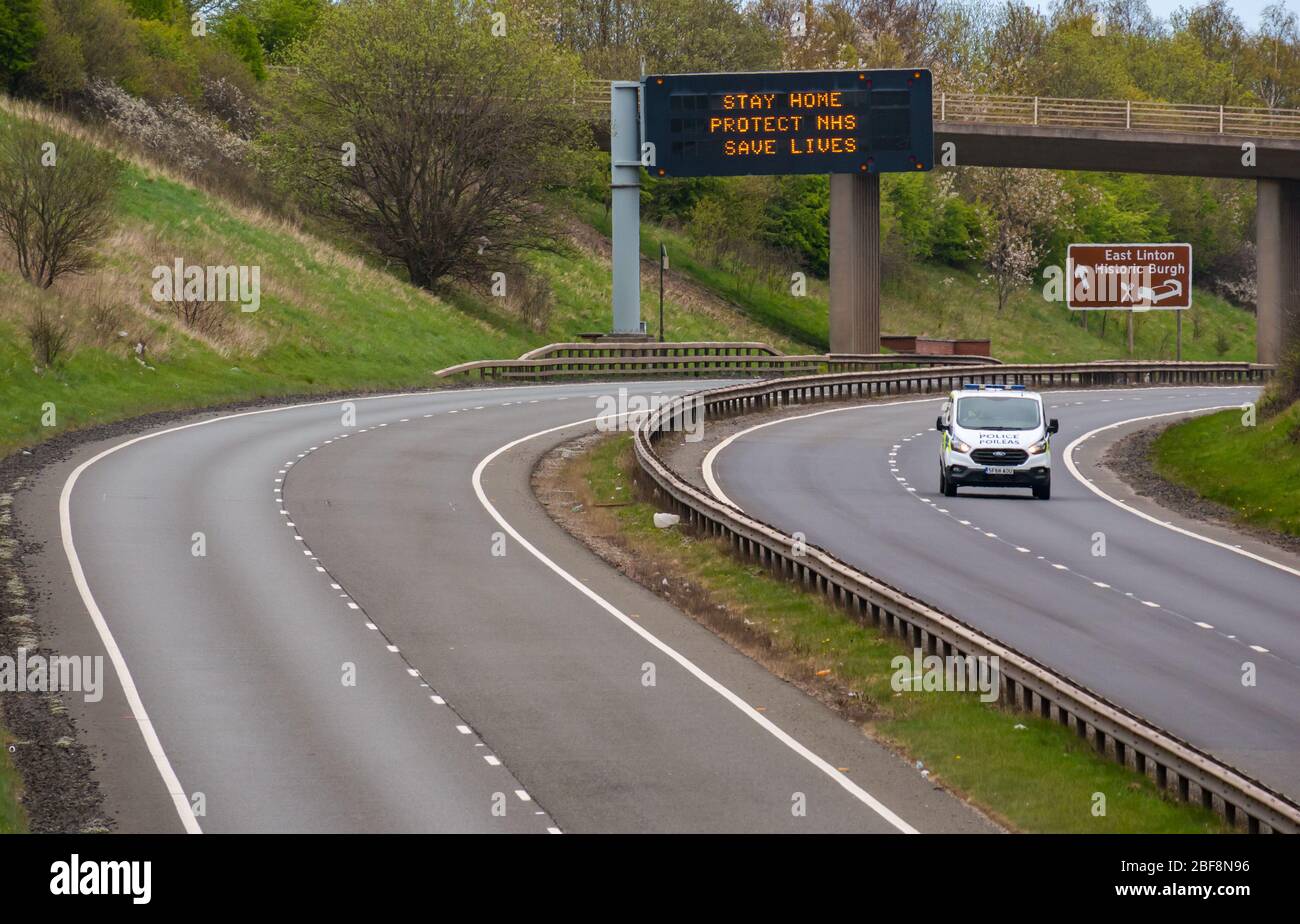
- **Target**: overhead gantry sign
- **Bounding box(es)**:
[610,70,934,346]
[640,70,934,178]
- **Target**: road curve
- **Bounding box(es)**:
[704,385,1300,800]
[19,381,995,833]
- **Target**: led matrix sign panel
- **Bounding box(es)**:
[641,69,934,178]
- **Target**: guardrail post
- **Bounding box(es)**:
[1033,97,1039,125]
[1126,100,1131,129]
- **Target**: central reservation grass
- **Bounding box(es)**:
[573,433,1228,833]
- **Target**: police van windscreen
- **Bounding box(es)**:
[955,396,1041,430]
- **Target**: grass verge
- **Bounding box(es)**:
[1152,400,1300,537]
[562,432,1228,833]
[0,726,28,833]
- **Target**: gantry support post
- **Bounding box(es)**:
[610,81,643,335]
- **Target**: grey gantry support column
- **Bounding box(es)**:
[610,81,642,335]
[829,172,881,354]
[1256,178,1300,366]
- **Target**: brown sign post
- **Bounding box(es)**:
[1067,243,1192,311]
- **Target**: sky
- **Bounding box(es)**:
[1011,0,1298,29]
[1144,0,1294,27]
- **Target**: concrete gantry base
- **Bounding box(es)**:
[1257,178,1300,366]
[829,172,881,354]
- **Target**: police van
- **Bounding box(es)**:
[936,384,1058,500]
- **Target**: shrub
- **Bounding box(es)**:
[26,304,72,366]
[84,78,249,171]
[0,120,122,288]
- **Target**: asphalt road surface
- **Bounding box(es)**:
[20,381,995,834]
[704,385,1300,800]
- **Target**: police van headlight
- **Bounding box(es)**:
[950,437,973,454]
[1027,438,1049,455]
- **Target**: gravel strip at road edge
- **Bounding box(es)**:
[1102,422,1300,559]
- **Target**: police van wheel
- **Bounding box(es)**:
[941,468,957,497]
[1033,480,1051,500]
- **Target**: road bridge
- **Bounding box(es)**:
[591,82,1300,363]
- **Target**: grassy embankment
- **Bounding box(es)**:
[569,433,1228,833]
[1152,399,1300,538]
[569,196,1257,363]
[0,104,792,458]
[0,99,793,831]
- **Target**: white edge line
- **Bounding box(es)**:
[472,412,917,834]
[57,382,652,836]
[1063,405,1300,580]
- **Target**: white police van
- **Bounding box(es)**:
[936,384,1058,500]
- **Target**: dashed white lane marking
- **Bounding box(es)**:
[1064,406,1300,580]
[547,827,562,834]
[386,645,399,653]
[1196,622,1215,629]
[431,695,445,705]
[474,413,917,834]
[515,790,532,801]
[703,396,940,507]
[456,725,471,735]
[484,755,501,766]
[710,385,1285,663]
[1250,645,1270,653]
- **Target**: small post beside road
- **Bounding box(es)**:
[659,242,667,342]
[1177,310,1182,361]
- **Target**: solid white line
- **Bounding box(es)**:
[54,381,593,833]
[62,455,205,833]
[472,414,917,834]
[1063,406,1300,580]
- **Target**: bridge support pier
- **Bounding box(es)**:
[829,172,881,354]
[1256,178,1300,367]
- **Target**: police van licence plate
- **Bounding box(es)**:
[984,466,1016,475]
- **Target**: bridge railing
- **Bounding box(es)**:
[579,77,1300,139]
[937,91,1300,138]
[632,360,1297,834]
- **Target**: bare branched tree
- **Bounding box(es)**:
[262,0,587,290]
[0,121,122,288]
